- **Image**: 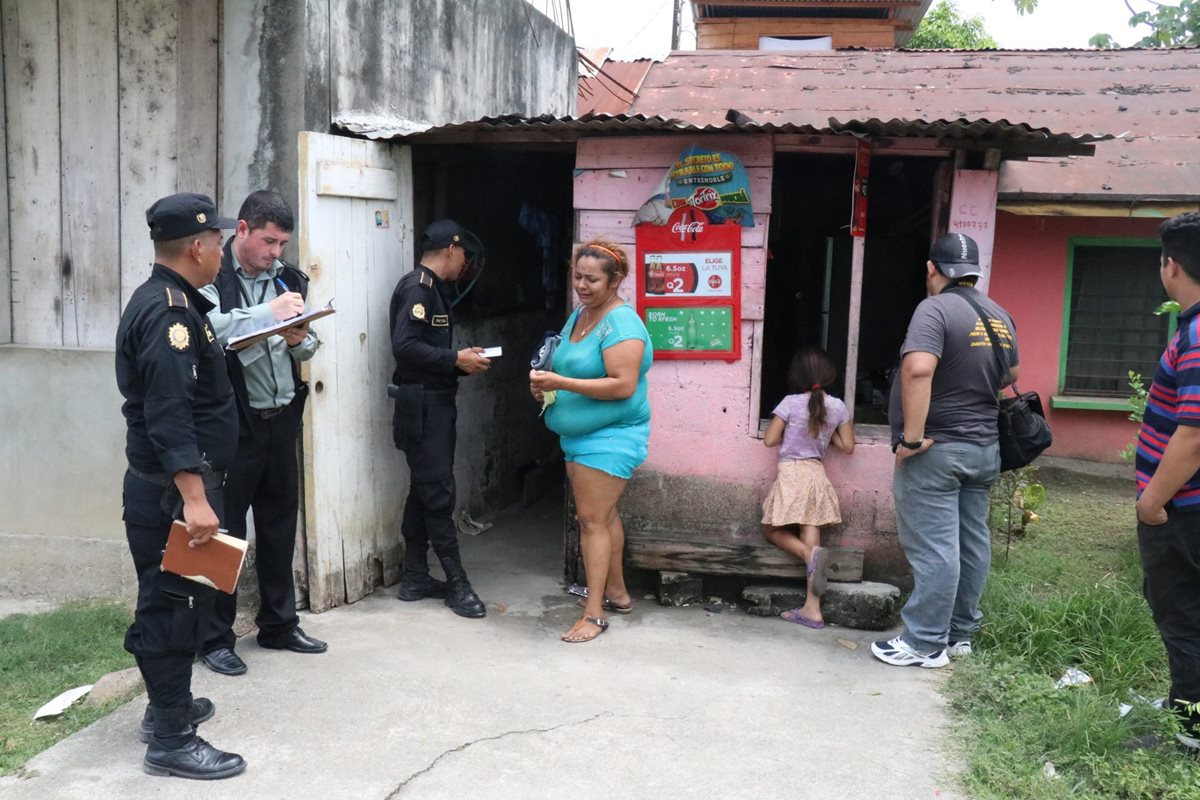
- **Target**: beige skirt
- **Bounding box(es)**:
[761,459,842,527]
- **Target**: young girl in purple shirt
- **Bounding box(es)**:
[761,346,855,629]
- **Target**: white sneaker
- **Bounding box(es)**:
[947,641,973,658]
[871,636,950,668]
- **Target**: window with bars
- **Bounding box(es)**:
[1062,240,1168,397]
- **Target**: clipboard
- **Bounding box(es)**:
[226,299,335,352]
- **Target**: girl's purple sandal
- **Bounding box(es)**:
[781,608,825,629]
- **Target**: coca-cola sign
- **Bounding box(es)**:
[667,207,708,242]
[671,219,706,236]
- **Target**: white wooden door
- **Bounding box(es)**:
[297,131,413,612]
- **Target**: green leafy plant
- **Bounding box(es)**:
[990,465,1045,561]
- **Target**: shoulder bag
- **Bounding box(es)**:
[950,288,1053,472]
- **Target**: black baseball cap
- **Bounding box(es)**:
[420,219,482,257]
[146,193,237,242]
[929,233,982,279]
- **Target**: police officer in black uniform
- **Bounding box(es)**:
[116,193,245,780]
[389,219,490,618]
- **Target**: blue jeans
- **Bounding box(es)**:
[893,441,1000,654]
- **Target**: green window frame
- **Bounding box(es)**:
[1054,237,1173,411]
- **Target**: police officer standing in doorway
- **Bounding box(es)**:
[197,190,327,678]
[389,220,490,618]
[116,193,245,779]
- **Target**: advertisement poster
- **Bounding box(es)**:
[643,251,733,297]
[634,146,755,228]
[635,208,741,361]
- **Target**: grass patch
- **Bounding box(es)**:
[947,466,1200,799]
[0,601,135,776]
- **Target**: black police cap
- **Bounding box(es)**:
[146,193,238,242]
[420,219,481,256]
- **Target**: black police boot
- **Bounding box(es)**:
[398,546,448,601]
[143,705,246,780]
[398,574,448,601]
[139,697,215,743]
[439,557,486,618]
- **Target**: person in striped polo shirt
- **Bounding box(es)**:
[1135,211,1200,756]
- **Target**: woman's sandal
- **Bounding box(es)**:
[561,616,608,643]
[576,597,633,615]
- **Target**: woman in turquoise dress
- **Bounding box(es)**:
[530,240,653,643]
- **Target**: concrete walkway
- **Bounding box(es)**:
[0,492,961,800]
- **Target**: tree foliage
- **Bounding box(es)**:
[909,0,999,49]
[1090,0,1200,47]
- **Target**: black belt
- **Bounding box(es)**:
[253,406,288,419]
[129,466,226,490]
[421,387,457,406]
[394,382,457,406]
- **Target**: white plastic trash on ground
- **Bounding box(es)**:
[1054,667,1093,689]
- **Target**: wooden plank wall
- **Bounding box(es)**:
[0,5,9,343]
[574,135,774,435]
[298,131,411,612]
[696,19,900,49]
[1,0,219,345]
[3,0,62,346]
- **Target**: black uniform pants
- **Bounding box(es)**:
[122,471,221,723]
[399,396,464,575]
[1138,511,1200,737]
[206,403,302,651]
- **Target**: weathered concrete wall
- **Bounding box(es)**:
[0,347,131,600]
[223,0,575,260]
[222,0,331,248]
[574,135,907,584]
[0,347,125,540]
[330,0,576,128]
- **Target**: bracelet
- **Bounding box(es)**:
[892,438,924,453]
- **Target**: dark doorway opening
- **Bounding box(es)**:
[761,152,940,425]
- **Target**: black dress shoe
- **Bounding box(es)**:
[144,735,246,780]
[445,580,487,618]
[200,648,247,676]
[258,626,328,654]
[139,698,215,743]
[398,576,448,601]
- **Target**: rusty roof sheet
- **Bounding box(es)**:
[577,57,657,117]
[628,48,1199,199]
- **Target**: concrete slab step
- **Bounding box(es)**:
[743,581,902,630]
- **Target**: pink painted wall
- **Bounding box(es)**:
[575,135,907,582]
[989,213,1161,463]
[575,135,777,483]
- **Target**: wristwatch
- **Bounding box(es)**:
[892,438,924,453]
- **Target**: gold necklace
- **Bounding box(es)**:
[577,298,615,337]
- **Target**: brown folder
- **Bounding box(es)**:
[161,520,248,594]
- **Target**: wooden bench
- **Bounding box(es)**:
[624,533,864,583]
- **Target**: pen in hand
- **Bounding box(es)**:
[275,276,290,295]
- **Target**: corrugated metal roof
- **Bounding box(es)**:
[626,48,1199,199]
[344,111,1103,156]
